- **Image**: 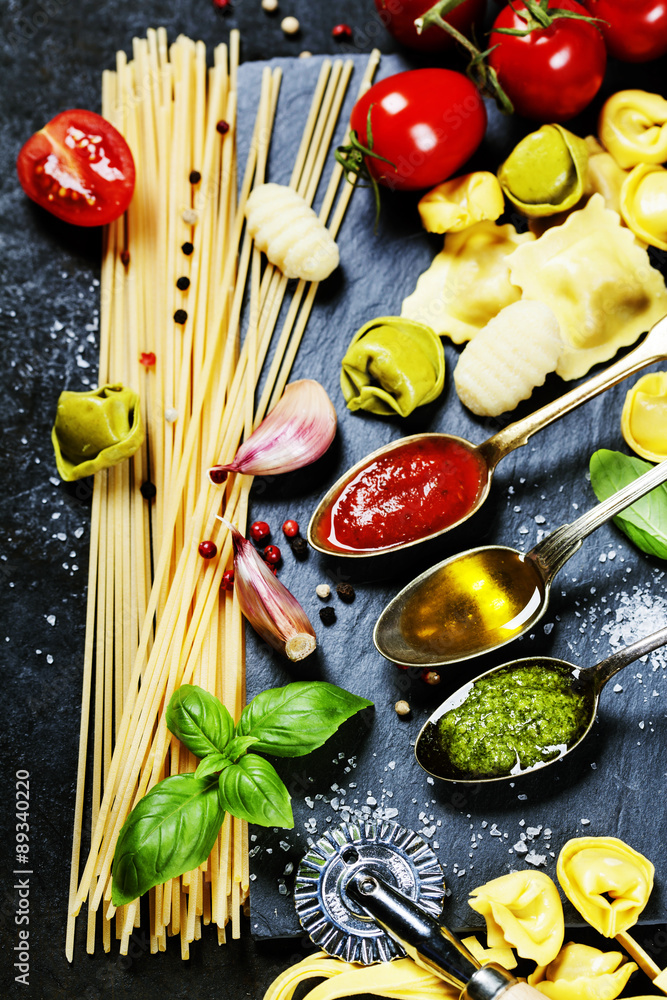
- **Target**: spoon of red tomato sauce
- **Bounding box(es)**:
[308,314,667,558]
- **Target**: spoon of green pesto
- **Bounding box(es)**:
[414,623,667,784]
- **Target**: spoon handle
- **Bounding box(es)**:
[478,313,667,470]
[593,623,667,689]
[529,458,667,580]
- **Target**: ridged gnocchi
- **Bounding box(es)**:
[454,300,562,417]
[245,183,339,281]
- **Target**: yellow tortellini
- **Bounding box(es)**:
[468,870,564,967]
[557,837,654,938]
[621,372,667,463]
[460,935,517,971]
[418,172,505,234]
[508,194,667,380]
[401,221,534,343]
[599,90,667,169]
[498,124,589,218]
[620,164,667,250]
[340,316,445,417]
[527,942,638,1000]
[52,383,144,482]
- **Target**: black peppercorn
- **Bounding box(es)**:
[189,170,201,184]
[216,120,230,135]
[336,582,355,603]
[290,536,308,560]
[181,242,194,255]
[140,481,156,500]
[176,276,190,291]
[319,606,336,626]
[174,309,188,324]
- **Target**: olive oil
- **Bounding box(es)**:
[399,547,544,660]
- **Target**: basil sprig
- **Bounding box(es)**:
[590,449,667,560]
[112,681,372,906]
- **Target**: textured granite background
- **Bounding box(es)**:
[1,1,667,997]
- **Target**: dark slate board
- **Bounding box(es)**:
[244,54,667,939]
[1,6,667,997]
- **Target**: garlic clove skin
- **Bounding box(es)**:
[226,521,316,662]
[211,380,336,479]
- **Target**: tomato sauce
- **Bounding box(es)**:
[316,437,487,552]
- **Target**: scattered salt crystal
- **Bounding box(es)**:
[517,794,527,801]
[279,841,290,851]
[46,615,56,626]
[52,512,61,520]
[426,776,434,785]
[525,852,546,867]
[46,655,53,664]
[613,684,623,693]
[388,761,396,770]
[534,515,546,524]
[581,818,590,826]
[74,527,84,538]
[514,841,528,854]
[639,721,645,730]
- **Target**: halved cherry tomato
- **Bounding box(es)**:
[349,68,487,191]
[373,0,486,52]
[581,0,667,62]
[488,0,606,122]
[17,110,135,227]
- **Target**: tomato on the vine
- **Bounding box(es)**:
[346,69,487,192]
[373,0,486,52]
[488,0,607,122]
[17,110,135,227]
[580,0,667,62]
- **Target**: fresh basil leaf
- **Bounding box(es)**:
[111,774,224,906]
[166,684,234,759]
[236,681,373,757]
[218,755,293,828]
[194,754,231,781]
[223,735,260,761]
[590,449,667,560]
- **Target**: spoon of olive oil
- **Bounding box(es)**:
[374,458,667,667]
[414,623,667,783]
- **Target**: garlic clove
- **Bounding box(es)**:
[222,519,316,662]
[209,379,336,480]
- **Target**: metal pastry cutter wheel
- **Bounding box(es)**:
[295,820,542,1000]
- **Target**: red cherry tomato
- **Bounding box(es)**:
[580,0,667,62]
[373,0,486,53]
[17,110,135,227]
[350,69,487,192]
[488,0,606,122]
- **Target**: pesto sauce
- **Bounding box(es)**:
[424,663,592,780]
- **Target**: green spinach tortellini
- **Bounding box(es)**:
[52,383,144,481]
[340,317,444,418]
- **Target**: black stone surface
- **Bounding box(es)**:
[2,2,667,998]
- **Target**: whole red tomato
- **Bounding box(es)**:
[488,0,607,121]
[349,69,487,191]
[17,110,135,226]
[373,0,486,53]
[581,0,667,62]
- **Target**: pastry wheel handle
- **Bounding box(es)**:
[347,872,544,1000]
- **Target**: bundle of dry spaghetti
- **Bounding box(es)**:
[65,28,380,961]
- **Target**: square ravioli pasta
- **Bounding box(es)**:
[508,194,667,381]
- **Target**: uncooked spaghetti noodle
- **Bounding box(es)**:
[66,29,380,961]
